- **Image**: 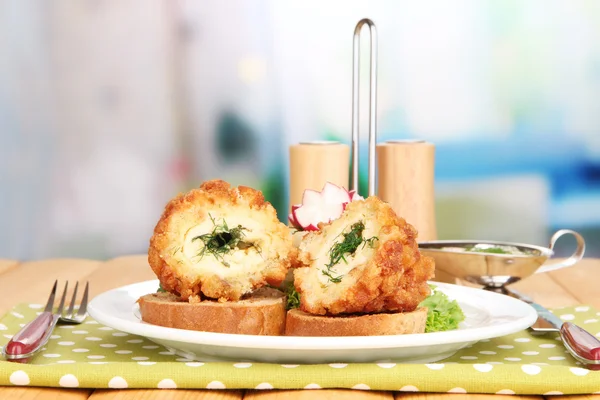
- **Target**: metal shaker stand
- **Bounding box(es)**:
[351,18,378,197]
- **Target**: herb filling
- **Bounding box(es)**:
[322,221,378,283]
[191,214,257,267]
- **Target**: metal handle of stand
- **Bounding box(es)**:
[351,18,378,197]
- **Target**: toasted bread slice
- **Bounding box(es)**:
[138,287,286,335]
[285,307,427,336]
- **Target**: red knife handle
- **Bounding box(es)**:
[561,322,600,370]
[4,311,57,361]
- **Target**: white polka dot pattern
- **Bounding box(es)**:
[570,367,589,376]
[72,348,89,353]
[0,302,598,394]
[352,384,370,390]
[185,362,205,367]
[157,378,177,389]
[496,389,515,395]
[399,385,419,392]
[59,374,79,388]
[521,365,542,375]
[108,376,128,389]
[255,382,274,390]
[473,364,493,372]
[206,381,226,389]
[9,371,30,386]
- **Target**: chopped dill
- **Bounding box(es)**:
[285,281,301,310]
[171,246,182,256]
[322,221,378,283]
[321,268,344,283]
[191,214,255,267]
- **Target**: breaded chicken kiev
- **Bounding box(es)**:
[294,196,435,315]
[148,180,297,302]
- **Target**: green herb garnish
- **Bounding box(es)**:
[191,214,256,267]
[465,246,510,254]
[322,221,378,283]
[285,281,300,310]
[157,283,166,293]
[418,284,465,333]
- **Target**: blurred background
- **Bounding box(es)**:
[1,0,598,261]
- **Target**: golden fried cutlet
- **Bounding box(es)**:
[148,180,297,302]
[294,196,435,315]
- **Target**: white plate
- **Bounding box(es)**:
[88,280,537,364]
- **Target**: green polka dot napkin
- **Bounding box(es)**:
[0,304,599,394]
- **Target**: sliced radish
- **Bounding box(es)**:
[348,190,364,201]
[302,223,319,231]
[288,212,299,227]
[288,204,304,228]
[293,205,322,231]
[321,202,344,221]
[290,182,359,231]
[321,182,351,205]
[293,202,343,230]
[302,189,322,206]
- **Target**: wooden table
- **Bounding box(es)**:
[0,255,598,400]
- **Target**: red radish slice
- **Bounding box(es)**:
[288,212,299,227]
[321,202,344,220]
[321,182,351,205]
[348,190,364,201]
[302,223,319,231]
[291,182,360,231]
[288,204,303,228]
[301,189,322,206]
[292,202,344,231]
[293,205,321,230]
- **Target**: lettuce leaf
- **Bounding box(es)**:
[418,285,465,333]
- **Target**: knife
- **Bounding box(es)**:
[509,289,600,370]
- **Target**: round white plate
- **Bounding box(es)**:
[88,280,537,364]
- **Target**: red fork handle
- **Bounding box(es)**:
[3,311,58,362]
[561,322,600,370]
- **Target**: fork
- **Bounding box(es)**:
[1,280,89,362]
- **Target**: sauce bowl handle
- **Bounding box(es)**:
[536,229,585,274]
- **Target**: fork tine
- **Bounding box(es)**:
[56,282,69,315]
[66,281,79,318]
[44,280,58,313]
[77,282,89,317]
